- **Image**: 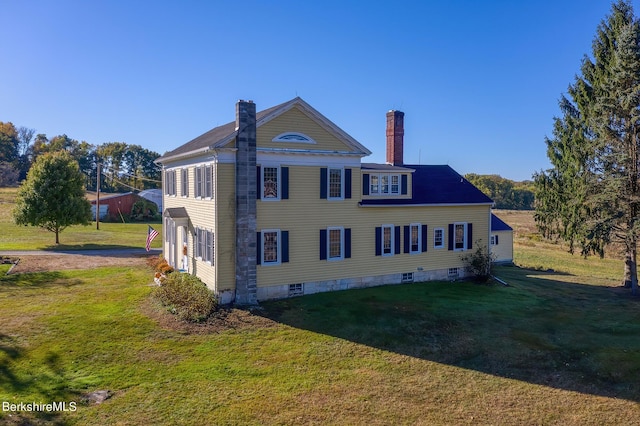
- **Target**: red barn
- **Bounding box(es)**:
[89,192,142,221]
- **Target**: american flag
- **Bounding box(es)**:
[146,226,159,251]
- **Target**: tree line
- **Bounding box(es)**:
[464,174,534,210]
[0,121,161,192]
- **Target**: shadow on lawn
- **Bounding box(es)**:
[0,334,71,425]
[0,271,82,288]
[260,266,640,402]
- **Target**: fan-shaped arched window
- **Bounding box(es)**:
[272,132,316,144]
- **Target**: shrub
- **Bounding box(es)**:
[147,254,174,275]
[460,240,496,283]
[154,273,217,322]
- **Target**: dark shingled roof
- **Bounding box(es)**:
[157,102,285,162]
[491,213,513,231]
[360,164,493,206]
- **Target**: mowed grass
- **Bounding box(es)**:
[1,265,640,422]
[1,197,640,424]
[0,187,161,250]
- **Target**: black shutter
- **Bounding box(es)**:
[345,228,351,258]
[403,225,410,253]
[495,234,499,245]
[467,223,473,250]
[320,168,327,199]
[256,166,261,200]
[394,226,401,254]
[256,232,262,265]
[375,227,382,256]
[345,168,352,199]
[448,224,454,250]
[281,231,289,263]
[401,174,408,195]
[320,229,327,260]
[362,173,370,195]
[281,167,289,200]
[422,225,428,252]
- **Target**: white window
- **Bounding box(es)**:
[195,165,213,199]
[262,167,280,200]
[181,168,189,197]
[382,224,394,256]
[165,170,176,196]
[204,165,213,198]
[288,283,304,296]
[434,228,444,249]
[370,174,379,194]
[262,229,280,265]
[328,227,344,260]
[391,175,400,194]
[273,132,316,144]
[328,168,343,199]
[206,230,214,264]
[402,272,414,283]
[195,167,203,198]
[368,173,402,195]
[410,223,421,254]
[490,235,496,245]
[454,223,467,251]
[448,268,459,279]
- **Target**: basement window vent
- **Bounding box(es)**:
[448,268,459,280]
[401,272,414,283]
[289,283,304,297]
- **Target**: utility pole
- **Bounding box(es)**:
[96,163,101,230]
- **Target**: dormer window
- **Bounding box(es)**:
[272,132,316,144]
[370,173,401,195]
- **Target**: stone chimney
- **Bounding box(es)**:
[386,110,404,166]
[235,100,258,305]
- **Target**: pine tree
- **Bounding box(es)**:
[534,1,640,295]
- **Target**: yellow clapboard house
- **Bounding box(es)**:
[156,98,508,304]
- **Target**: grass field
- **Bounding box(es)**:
[1,191,639,424]
[0,187,161,250]
[1,266,639,425]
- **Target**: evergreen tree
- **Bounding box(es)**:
[13,151,92,244]
[534,1,640,294]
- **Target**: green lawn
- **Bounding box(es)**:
[1,198,639,424]
[1,264,639,425]
[0,187,161,250]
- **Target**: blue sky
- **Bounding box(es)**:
[0,0,629,181]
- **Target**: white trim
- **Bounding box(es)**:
[327,168,344,200]
[260,165,281,201]
[359,202,494,208]
[261,229,281,266]
[367,173,402,196]
[272,132,316,144]
[453,222,467,252]
[381,224,394,257]
[409,223,421,255]
[327,226,345,261]
[434,227,445,249]
[258,151,362,167]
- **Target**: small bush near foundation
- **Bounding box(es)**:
[154,273,217,322]
[460,240,496,283]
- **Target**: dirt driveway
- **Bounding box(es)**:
[1,249,160,274]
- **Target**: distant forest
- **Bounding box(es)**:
[464,174,534,210]
[0,121,161,192]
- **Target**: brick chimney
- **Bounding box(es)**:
[386,110,404,166]
[235,100,257,305]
